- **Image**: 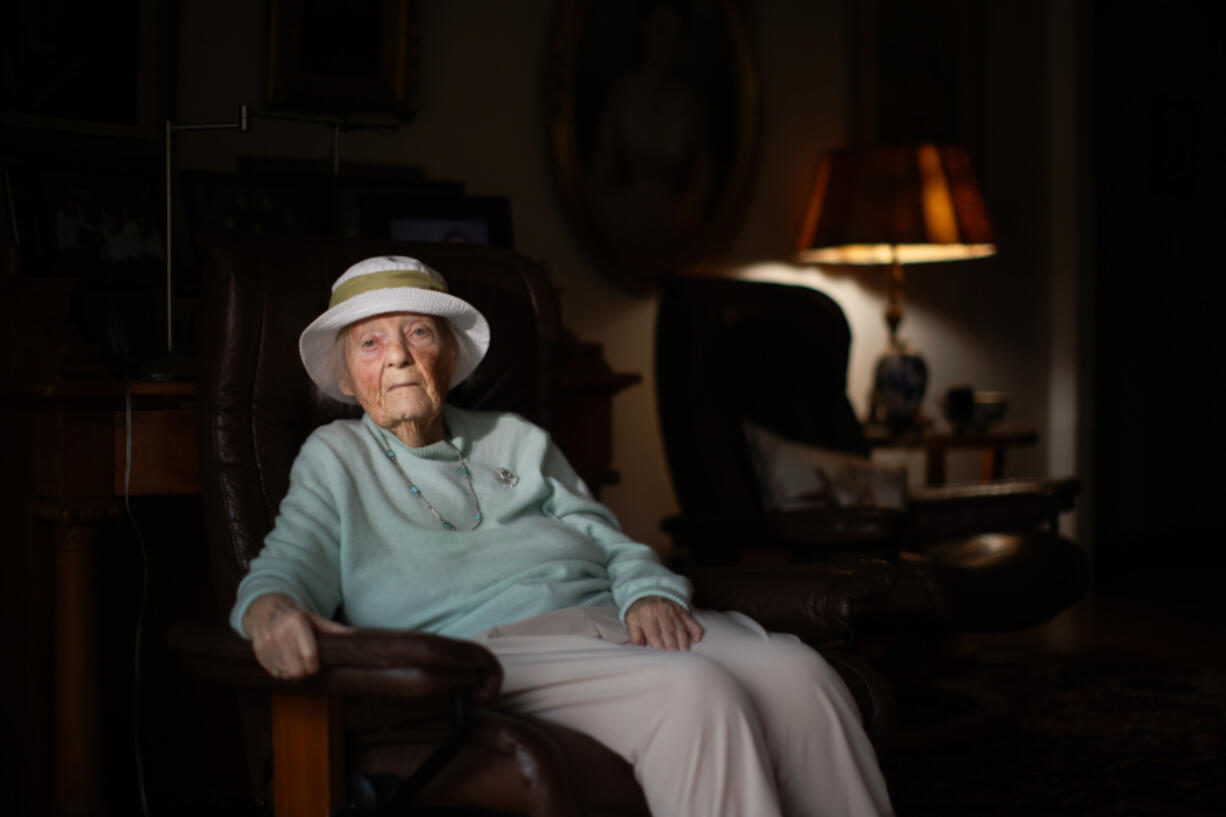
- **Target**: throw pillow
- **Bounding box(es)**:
[741,420,906,511]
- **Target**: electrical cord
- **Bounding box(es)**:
[123,382,152,817]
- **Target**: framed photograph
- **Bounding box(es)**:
[6,161,164,281]
[547,0,759,289]
[353,194,514,249]
[0,0,168,151]
[267,0,421,121]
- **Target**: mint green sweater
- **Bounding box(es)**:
[230,406,692,639]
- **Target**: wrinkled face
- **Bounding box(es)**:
[339,312,456,434]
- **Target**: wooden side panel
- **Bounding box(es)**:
[112,409,199,495]
[271,692,342,817]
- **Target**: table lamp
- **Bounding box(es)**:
[795,144,996,430]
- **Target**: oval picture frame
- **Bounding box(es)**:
[547,0,760,289]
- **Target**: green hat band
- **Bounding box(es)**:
[329,268,446,308]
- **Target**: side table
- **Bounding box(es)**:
[862,425,1039,486]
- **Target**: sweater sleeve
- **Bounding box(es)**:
[228,434,346,637]
[538,432,692,622]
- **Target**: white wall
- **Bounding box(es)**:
[176,0,1072,551]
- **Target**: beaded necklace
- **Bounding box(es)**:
[368,425,484,531]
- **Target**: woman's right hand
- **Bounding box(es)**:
[242,593,354,680]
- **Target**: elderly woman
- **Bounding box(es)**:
[232,256,893,817]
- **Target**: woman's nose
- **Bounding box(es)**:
[385,338,413,366]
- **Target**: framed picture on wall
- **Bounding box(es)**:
[0,0,168,153]
[547,0,759,289]
[267,0,421,121]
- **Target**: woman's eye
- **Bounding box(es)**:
[361,338,377,348]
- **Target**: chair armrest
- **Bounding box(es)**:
[168,622,503,707]
[906,477,1081,546]
[689,560,897,646]
[662,507,905,563]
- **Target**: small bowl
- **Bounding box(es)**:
[942,389,1009,431]
[971,391,1009,429]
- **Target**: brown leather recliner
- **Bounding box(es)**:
[655,275,1088,635]
[170,238,897,817]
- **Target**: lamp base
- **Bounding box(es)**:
[872,343,928,432]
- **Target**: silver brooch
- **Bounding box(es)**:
[495,468,519,488]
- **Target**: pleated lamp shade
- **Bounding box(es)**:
[796,144,996,264]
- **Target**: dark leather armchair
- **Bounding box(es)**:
[655,275,1088,635]
[170,238,897,816]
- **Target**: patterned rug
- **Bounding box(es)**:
[881,648,1226,816]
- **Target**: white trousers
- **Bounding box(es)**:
[472,607,894,817]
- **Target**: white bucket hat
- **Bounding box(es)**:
[299,255,491,404]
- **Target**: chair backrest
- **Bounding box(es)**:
[656,276,868,517]
[197,237,562,615]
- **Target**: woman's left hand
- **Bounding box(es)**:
[625,596,705,650]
